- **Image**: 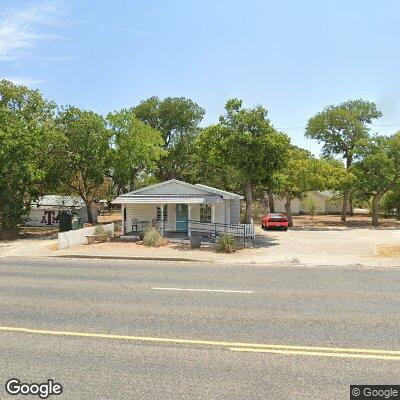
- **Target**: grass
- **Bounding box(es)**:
[376,245,400,257]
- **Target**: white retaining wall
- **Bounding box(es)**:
[57,223,114,250]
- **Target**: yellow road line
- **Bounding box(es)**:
[229,347,400,361]
[0,326,399,358]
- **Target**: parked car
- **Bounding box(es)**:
[261,213,289,230]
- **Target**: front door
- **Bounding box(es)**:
[176,204,188,232]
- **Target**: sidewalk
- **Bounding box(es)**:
[1,229,399,267]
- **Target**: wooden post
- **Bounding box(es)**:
[160,204,164,236]
[188,205,192,237]
[121,204,125,235]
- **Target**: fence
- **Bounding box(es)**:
[58,223,115,250]
[187,220,255,246]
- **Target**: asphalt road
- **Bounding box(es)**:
[0,257,399,399]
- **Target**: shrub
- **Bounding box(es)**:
[142,226,167,247]
[302,195,316,219]
[381,187,400,219]
[215,234,239,253]
[93,225,112,237]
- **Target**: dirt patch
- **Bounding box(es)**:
[98,213,122,223]
[376,245,400,257]
[81,239,219,253]
[18,226,59,238]
[291,215,400,229]
[84,240,176,250]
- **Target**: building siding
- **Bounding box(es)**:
[26,207,92,227]
[229,199,241,224]
[272,197,301,215]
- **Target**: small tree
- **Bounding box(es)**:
[306,99,382,222]
[272,147,350,227]
[56,107,111,223]
[381,184,400,219]
[302,195,316,219]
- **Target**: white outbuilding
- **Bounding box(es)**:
[27,195,96,227]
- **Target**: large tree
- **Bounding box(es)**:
[0,80,58,239]
[352,133,400,226]
[56,107,111,223]
[305,99,382,222]
[132,96,205,180]
[196,99,290,223]
[107,109,164,193]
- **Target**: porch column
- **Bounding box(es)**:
[160,204,165,236]
[188,205,192,237]
[121,204,125,235]
[211,204,215,223]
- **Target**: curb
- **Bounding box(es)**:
[55,254,210,263]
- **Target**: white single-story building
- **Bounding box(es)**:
[112,179,254,240]
[269,191,350,215]
[27,195,96,227]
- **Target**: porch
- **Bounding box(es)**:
[120,199,228,236]
[112,180,254,246]
[120,219,255,246]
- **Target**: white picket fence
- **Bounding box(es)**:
[244,223,256,239]
[214,223,255,239]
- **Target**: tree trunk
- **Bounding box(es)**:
[245,181,253,224]
[267,190,275,213]
[371,194,382,227]
[349,195,354,216]
[285,194,293,227]
[0,212,19,240]
[85,200,94,224]
[341,155,353,222]
[0,227,18,240]
[341,188,349,222]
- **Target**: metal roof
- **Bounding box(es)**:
[31,195,85,209]
[194,183,244,199]
[112,193,223,204]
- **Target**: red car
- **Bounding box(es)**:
[261,213,289,230]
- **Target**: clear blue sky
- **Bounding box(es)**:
[1,0,400,154]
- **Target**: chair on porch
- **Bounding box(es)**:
[131,218,138,231]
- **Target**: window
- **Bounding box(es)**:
[200,204,212,223]
[156,205,168,222]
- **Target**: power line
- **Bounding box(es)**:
[277,124,400,130]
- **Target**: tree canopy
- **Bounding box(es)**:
[271,147,351,226]
[132,96,205,180]
[305,99,382,221]
[108,109,164,193]
[196,98,290,223]
[55,106,111,223]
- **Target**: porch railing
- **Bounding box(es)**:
[187,220,255,246]
[128,218,255,246]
